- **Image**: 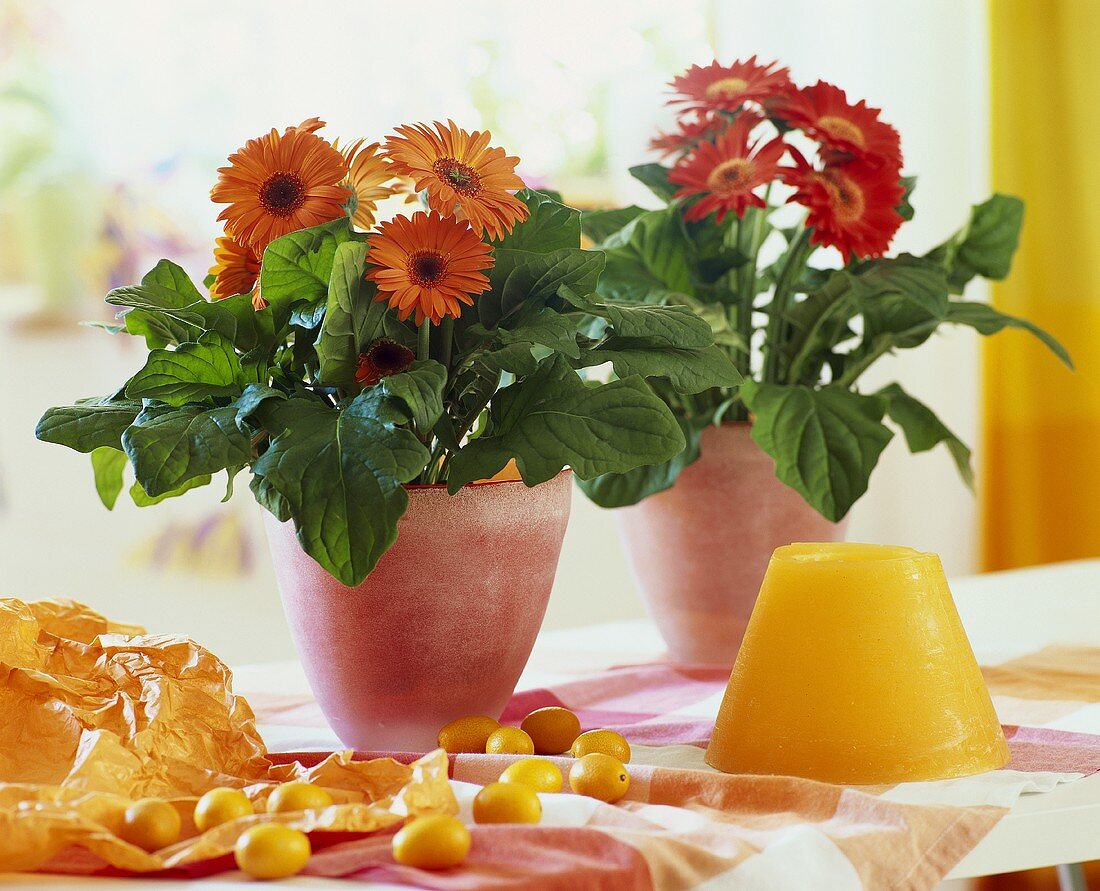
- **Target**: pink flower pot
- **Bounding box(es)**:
[616,423,846,666]
[265,471,572,752]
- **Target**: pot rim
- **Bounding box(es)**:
[403,467,573,491]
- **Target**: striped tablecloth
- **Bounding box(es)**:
[243,644,1100,890]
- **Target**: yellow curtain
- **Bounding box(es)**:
[983,0,1100,570]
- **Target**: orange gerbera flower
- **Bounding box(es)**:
[775,81,902,168]
[211,123,349,252]
[649,112,725,159]
[338,139,394,230]
[366,211,494,325]
[383,120,528,240]
[208,235,261,301]
[782,153,905,263]
[669,114,787,223]
[668,58,792,115]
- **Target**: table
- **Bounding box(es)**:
[4,559,1099,889]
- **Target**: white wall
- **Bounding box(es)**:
[0,0,991,663]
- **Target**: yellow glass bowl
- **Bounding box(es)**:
[705,542,1009,783]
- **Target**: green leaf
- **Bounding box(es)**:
[945,301,1072,368]
[852,254,950,349]
[250,472,291,522]
[582,340,742,395]
[482,307,582,358]
[926,194,1024,292]
[259,218,358,329]
[142,259,203,303]
[597,207,694,303]
[492,189,581,253]
[316,241,388,387]
[235,383,287,428]
[577,415,703,507]
[741,381,893,521]
[877,383,973,489]
[122,404,252,497]
[446,355,685,490]
[479,247,604,328]
[381,360,447,431]
[252,394,429,585]
[476,343,539,377]
[36,396,143,453]
[125,331,245,406]
[130,474,212,506]
[897,176,917,221]
[90,447,127,510]
[629,163,677,202]
[108,285,274,353]
[580,206,646,243]
[604,302,714,348]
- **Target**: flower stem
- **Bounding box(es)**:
[417,320,432,363]
[439,317,454,371]
[762,225,814,384]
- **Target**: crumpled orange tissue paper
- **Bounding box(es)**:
[0,597,455,874]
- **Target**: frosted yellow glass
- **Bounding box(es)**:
[705,543,1009,784]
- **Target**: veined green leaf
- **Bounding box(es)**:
[945,301,1072,368]
[130,474,213,506]
[126,331,245,406]
[581,339,742,395]
[877,383,973,489]
[252,394,429,585]
[479,247,603,328]
[597,206,694,303]
[122,404,251,497]
[492,190,581,253]
[90,447,127,510]
[741,381,893,521]
[446,355,685,490]
[605,302,714,348]
[381,360,447,431]
[926,194,1024,293]
[577,414,703,507]
[479,307,582,358]
[629,163,677,202]
[36,396,143,453]
[580,206,646,243]
[316,241,388,387]
[142,259,203,303]
[260,218,359,329]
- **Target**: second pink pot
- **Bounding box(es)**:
[265,471,572,752]
[616,423,846,666]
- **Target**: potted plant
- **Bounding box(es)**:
[581,59,1071,664]
[36,118,739,748]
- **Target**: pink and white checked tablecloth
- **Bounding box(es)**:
[240,644,1100,890]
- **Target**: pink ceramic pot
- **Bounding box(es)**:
[265,470,572,752]
[616,423,846,666]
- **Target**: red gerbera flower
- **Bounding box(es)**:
[649,113,725,159]
[775,81,902,168]
[782,153,905,263]
[667,57,792,115]
[669,114,788,223]
[356,338,415,387]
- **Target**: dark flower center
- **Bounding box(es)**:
[369,339,415,373]
[260,172,306,216]
[707,158,755,195]
[824,172,865,222]
[433,157,482,195]
[408,250,448,286]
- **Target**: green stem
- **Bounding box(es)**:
[439,317,454,372]
[417,320,432,363]
[762,226,814,384]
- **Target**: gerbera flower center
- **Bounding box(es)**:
[705,77,750,100]
[433,158,483,195]
[823,172,866,222]
[707,159,756,196]
[259,172,307,216]
[408,250,450,287]
[816,116,866,148]
[369,339,415,374]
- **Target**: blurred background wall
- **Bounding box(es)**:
[0,0,1067,663]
